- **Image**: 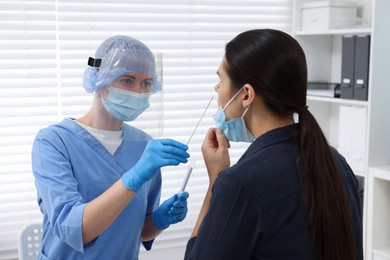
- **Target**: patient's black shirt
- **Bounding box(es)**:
[184,124,363,260]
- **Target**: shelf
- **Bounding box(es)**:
[294,1,390,259]
[307,95,368,106]
[371,166,390,181]
[295,27,371,36]
[373,247,390,259]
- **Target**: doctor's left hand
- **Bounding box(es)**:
[152,192,189,230]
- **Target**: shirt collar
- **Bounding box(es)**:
[242,123,299,158]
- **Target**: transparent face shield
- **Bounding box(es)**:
[97,48,163,140]
[127,52,163,140]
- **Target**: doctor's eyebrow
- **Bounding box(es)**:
[120,75,135,79]
[119,75,153,82]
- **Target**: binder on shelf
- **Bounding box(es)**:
[354,35,370,101]
[340,36,355,99]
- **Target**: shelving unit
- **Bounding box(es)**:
[367,166,390,260]
[295,27,371,36]
[307,95,368,106]
[293,0,390,259]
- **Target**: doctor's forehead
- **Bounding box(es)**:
[119,72,153,80]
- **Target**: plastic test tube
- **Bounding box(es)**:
[179,160,196,193]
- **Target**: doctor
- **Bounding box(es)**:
[32,35,190,259]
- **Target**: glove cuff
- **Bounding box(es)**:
[122,168,143,192]
[151,211,170,230]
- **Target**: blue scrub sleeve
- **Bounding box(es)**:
[32,132,87,252]
[60,202,86,252]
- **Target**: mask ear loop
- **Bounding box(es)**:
[222,87,244,111]
[241,106,250,118]
[99,86,111,105]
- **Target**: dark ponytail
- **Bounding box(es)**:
[298,109,356,260]
[225,29,356,260]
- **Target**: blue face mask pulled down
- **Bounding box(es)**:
[101,87,151,121]
[213,88,254,143]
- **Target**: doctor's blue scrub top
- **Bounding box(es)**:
[32,118,161,260]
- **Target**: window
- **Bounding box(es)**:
[0,0,292,258]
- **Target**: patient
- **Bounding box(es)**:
[184,29,363,260]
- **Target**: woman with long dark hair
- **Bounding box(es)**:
[184,29,363,260]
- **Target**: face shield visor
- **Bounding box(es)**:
[96,47,161,93]
[83,35,163,140]
[122,52,163,140]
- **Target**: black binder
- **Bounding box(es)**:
[340,36,356,99]
[354,35,370,101]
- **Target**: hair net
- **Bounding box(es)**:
[83,35,161,93]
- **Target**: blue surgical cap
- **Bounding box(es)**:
[82,35,160,93]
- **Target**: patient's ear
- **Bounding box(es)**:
[242,84,255,108]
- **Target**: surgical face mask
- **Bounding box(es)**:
[213,88,254,143]
[101,87,151,121]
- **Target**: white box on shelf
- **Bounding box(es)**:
[301,1,358,31]
[338,105,367,173]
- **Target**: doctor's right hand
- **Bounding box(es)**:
[122,139,189,192]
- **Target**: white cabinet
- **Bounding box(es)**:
[293,0,390,259]
[367,166,390,260]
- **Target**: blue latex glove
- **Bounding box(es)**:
[122,139,189,192]
[152,192,189,230]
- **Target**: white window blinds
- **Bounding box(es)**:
[0,1,292,259]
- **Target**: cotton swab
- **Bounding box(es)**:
[186,96,214,146]
[179,96,214,192]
